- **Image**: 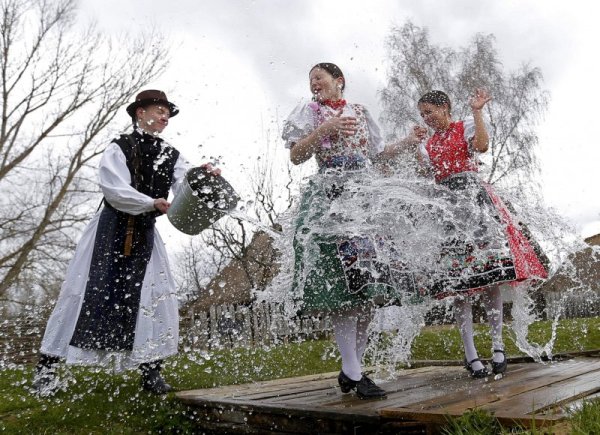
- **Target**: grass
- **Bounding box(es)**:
[440,399,600,435]
[441,408,505,434]
[0,341,340,434]
[569,398,600,434]
[0,317,599,434]
[411,316,600,361]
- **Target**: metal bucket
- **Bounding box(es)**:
[167,167,240,235]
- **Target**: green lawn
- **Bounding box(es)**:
[1,317,599,434]
[411,316,600,361]
[0,341,342,434]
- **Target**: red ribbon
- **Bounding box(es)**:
[322,99,347,110]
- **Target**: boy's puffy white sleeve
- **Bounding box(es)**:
[171,152,192,197]
[98,143,155,214]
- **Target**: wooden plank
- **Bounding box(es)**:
[328,365,539,412]
[188,364,501,412]
[561,389,600,415]
[180,367,463,419]
[380,363,554,414]
[184,395,380,418]
[485,369,600,415]
[177,370,341,401]
[265,366,466,409]
[178,365,445,403]
[271,369,447,406]
[387,359,600,413]
[318,368,469,411]
[177,358,600,433]
[179,395,390,434]
[436,362,589,412]
[193,365,458,412]
[226,379,339,401]
[367,385,469,412]
[178,380,334,401]
[477,360,600,416]
[380,359,600,428]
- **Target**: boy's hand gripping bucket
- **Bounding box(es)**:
[167,167,240,235]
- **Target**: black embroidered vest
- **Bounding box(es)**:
[113,130,180,204]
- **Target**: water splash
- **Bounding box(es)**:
[261,159,584,376]
[509,285,559,361]
[226,209,283,238]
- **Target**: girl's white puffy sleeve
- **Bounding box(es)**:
[362,105,385,157]
[281,100,315,149]
[462,116,491,154]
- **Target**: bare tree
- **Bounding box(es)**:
[175,128,297,299]
[173,237,218,305]
[379,21,549,185]
[0,0,169,305]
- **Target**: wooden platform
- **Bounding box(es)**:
[176,356,600,434]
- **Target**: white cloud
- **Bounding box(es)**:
[79,0,600,238]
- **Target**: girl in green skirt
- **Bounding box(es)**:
[282,63,425,399]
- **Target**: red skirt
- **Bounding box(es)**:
[431,176,548,299]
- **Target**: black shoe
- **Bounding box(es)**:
[464,358,489,379]
[140,361,173,395]
[32,354,61,397]
[32,370,60,397]
[355,374,387,400]
[337,370,359,393]
[491,349,508,375]
[142,375,172,394]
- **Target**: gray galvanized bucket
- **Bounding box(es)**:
[167,167,240,235]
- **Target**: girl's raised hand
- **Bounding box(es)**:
[411,125,428,143]
[470,88,492,111]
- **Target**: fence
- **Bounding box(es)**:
[2,292,599,366]
[544,289,600,319]
[0,312,46,366]
[179,302,332,351]
[0,303,332,366]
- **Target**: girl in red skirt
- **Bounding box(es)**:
[417,89,548,377]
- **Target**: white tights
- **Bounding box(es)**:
[454,286,505,371]
[330,306,374,381]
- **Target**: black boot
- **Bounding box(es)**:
[464,358,490,379]
[32,354,61,396]
[491,349,508,375]
[338,370,359,393]
[140,360,173,394]
[338,371,387,399]
[355,374,387,400]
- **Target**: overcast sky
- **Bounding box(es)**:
[79,0,600,241]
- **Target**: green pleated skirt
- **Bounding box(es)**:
[290,178,410,314]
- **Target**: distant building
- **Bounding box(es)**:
[536,234,600,318]
[182,231,279,313]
